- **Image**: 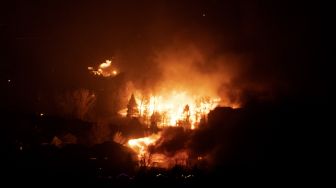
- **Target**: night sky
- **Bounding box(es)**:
[1,0,326,113]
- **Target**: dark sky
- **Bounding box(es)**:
[0,0,326,113]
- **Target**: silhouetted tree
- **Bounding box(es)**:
[150,111,161,131]
[183,104,190,123]
[139,96,150,126]
[91,120,111,144]
[58,89,96,120]
[127,94,139,118]
[178,104,191,129]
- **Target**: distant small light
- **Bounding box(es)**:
[113,70,117,75]
[8,79,11,83]
[202,13,206,17]
[40,113,44,116]
[19,146,23,151]
[88,67,93,70]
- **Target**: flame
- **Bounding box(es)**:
[127,133,161,159]
[127,133,190,168]
[124,91,236,167]
[99,60,111,69]
[122,90,221,129]
[88,60,118,77]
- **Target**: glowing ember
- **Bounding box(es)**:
[88,60,118,77]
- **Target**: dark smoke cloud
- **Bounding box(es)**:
[149,127,190,157]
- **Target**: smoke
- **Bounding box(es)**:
[120,37,252,107]
[162,45,251,106]
[149,127,190,157]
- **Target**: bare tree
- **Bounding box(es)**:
[139,96,151,126]
[58,89,96,120]
[91,120,111,144]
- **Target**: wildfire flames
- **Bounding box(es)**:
[121,91,221,129]
[124,91,221,167]
[88,60,118,77]
[87,57,238,168]
[127,133,160,159]
[127,133,189,168]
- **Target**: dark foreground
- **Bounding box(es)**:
[1,99,325,187]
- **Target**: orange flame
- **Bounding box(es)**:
[127,133,160,159]
[127,133,191,168]
[88,60,118,77]
[121,90,221,129]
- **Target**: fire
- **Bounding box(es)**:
[127,133,160,159]
[125,91,222,167]
[123,90,221,129]
[88,60,118,77]
[127,133,190,168]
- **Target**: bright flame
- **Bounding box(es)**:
[127,132,192,168]
[88,60,118,77]
[127,134,160,159]
[123,90,236,168]
[99,60,111,68]
[123,90,221,129]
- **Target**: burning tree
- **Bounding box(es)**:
[138,95,151,125]
[120,91,221,129]
[150,112,161,132]
[177,104,192,129]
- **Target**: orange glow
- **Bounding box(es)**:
[125,91,229,167]
[127,133,191,168]
[99,60,111,68]
[127,133,160,159]
[88,60,118,77]
[122,90,221,128]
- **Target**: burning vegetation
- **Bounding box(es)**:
[88,60,118,77]
[84,45,243,168]
[120,92,221,129]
